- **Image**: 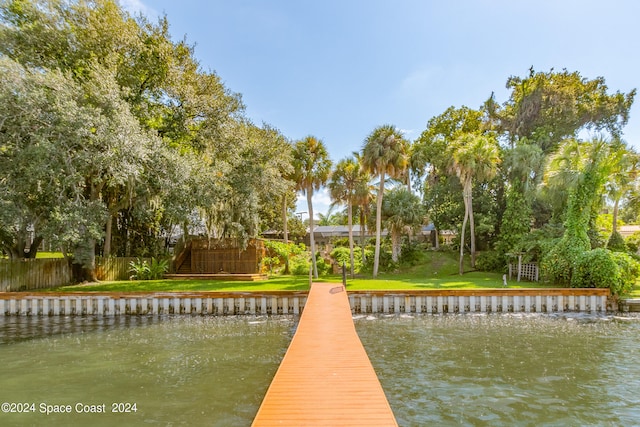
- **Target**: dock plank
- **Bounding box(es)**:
[252,283,397,426]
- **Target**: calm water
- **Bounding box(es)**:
[0,316,294,426]
[0,314,639,427]
[355,313,640,427]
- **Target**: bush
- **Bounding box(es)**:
[399,241,425,266]
[571,249,639,296]
[606,231,627,252]
[571,249,618,289]
[129,257,168,280]
[290,254,310,276]
[476,251,505,272]
[541,237,589,285]
[315,255,331,276]
[611,251,640,296]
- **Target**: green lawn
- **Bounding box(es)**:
[48,250,551,293]
[48,271,550,293]
[33,250,638,295]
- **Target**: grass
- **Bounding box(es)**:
[46,251,553,293]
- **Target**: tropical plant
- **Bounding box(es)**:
[361,125,408,277]
[292,136,332,278]
[449,133,501,274]
[381,187,424,262]
[542,137,619,284]
[129,257,168,280]
[328,157,370,277]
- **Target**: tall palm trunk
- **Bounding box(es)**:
[612,197,620,233]
[347,202,355,277]
[282,195,290,274]
[373,173,385,278]
[391,229,401,262]
[307,190,318,278]
[360,207,366,265]
[459,181,471,275]
[468,181,476,268]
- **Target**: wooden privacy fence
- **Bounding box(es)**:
[0,257,157,291]
[0,259,71,292]
[95,257,154,281]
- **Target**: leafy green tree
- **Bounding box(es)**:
[487,68,635,152]
[0,57,154,279]
[361,125,408,277]
[414,106,483,248]
[381,187,424,262]
[292,136,332,278]
[449,133,501,273]
[495,143,544,257]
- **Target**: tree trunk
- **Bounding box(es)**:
[307,190,318,279]
[612,197,620,233]
[434,228,440,250]
[282,195,290,274]
[26,235,43,259]
[360,208,366,265]
[104,214,113,258]
[459,188,469,275]
[467,181,476,268]
[373,173,385,278]
[391,230,401,263]
[347,202,355,277]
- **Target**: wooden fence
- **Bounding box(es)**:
[0,259,71,292]
[95,257,154,281]
[0,257,156,291]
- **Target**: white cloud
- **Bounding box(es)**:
[295,188,332,220]
[118,0,158,18]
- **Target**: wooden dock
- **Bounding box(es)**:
[252,283,397,426]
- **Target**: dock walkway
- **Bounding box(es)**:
[252,283,397,426]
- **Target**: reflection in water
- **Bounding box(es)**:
[355,313,640,427]
[0,316,294,427]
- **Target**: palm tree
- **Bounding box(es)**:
[450,133,501,274]
[292,136,332,279]
[604,141,639,239]
[361,125,408,277]
[381,187,424,262]
[328,156,369,277]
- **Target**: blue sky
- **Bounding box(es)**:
[123,0,640,219]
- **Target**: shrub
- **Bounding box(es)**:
[571,249,639,296]
[541,237,589,285]
[330,247,352,271]
[606,231,627,252]
[330,245,370,274]
[262,256,281,274]
[611,251,640,296]
[476,251,505,272]
[129,257,168,280]
[399,241,425,266]
[571,249,618,289]
[315,255,330,276]
[290,254,310,276]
